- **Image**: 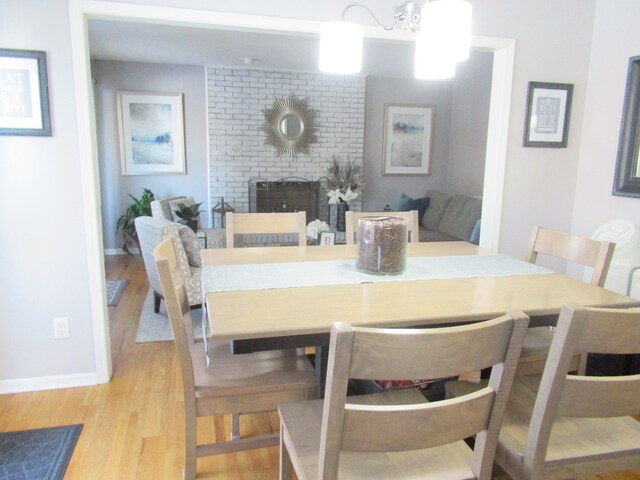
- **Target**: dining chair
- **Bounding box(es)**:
[225,211,307,248]
[518,226,615,375]
[153,237,316,480]
[493,304,640,479]
[279,312,529,480]
[345,210,420,245]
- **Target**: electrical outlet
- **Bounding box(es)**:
[53,317,69,339]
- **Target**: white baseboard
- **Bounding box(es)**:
[0,372,99,394]
[104,248,139,256]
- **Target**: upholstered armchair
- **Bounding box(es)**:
[135,216,202,313]
[150,196,226,248]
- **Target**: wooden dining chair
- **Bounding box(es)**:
[493,304,640,479]
[518,226,616,375]
[153,237,316,480]
[345,210,420,245]
[279,312,529,480]
[225,211,307,248]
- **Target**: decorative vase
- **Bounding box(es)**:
[356,216,408,275]
[336,202,349,232]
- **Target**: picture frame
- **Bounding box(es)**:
[613,55,640,198]
[117,91,186,175]
[523,81,573,148]
[320,232,335,246]
[382,104,433,175]
[0,49,51,136]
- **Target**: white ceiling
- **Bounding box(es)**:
[88,19,428,79]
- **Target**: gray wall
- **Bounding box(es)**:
[0,0,608,389]
[447,52,493,197]
[362,50,493,211]
[92,60,209,251]
[362,76,453,211]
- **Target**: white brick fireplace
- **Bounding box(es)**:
[206,67,365,227]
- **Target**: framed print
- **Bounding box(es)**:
[320,232,335,246]
[382,104,433,175]
[613,56,640,197]
[117,91,185,175]
[0,49,51,136]
[523,82,573,148]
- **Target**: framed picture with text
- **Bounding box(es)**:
[523,81,573,148]
[382,104,433,175]
[0,49,51,136]
[117,91,186,175]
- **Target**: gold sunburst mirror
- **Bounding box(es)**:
[262,95,319,157]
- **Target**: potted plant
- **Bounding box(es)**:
[322,155,364,232]
[116,188,155,254]
[174,201,203,232]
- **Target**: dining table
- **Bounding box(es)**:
[202,241,640,394]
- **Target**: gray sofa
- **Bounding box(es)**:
[419,190,482,243]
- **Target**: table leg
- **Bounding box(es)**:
[315,345,329,398]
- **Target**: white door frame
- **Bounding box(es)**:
[68,0,515,383]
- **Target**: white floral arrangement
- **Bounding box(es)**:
[327,187,359,205]
[306,219,330,240]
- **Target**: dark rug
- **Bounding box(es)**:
[0,424,82,480]
[105,279,127,306]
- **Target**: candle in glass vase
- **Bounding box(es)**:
[356,216,408,275]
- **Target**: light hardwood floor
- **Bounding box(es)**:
[0,254,638,479]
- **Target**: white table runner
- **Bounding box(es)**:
[202,254,552,294]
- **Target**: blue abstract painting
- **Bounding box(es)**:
[129,102,174,165]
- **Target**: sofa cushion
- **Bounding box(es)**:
[397,193,430,220]
[422,191,452,230]
[177,225,202,267]
[437,195,482,241]
[419,228,460,242]
[169,196,195,223]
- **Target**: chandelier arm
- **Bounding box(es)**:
[341,2,398,31]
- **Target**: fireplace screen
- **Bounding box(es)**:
[248,177,328,222]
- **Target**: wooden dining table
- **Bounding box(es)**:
[202,241,639,393]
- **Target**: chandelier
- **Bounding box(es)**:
[319,0,472,79]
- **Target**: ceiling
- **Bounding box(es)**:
[88,19,433,79]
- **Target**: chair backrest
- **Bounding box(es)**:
[153,237,197,398]
[523,304,640,478]
[150,196,187,221]
[318,312,530,480]
[526,226,615,286]
[345,210,420,245]
[225,211,307,248]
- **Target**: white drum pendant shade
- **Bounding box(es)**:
[422,0,472,63]
[319,21,364,74]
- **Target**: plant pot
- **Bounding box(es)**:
[180,219,199,233]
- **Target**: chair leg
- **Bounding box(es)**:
[184,406,197,480]
[280,423,293,480]
[153,291,162,314]
[231,413,240,440]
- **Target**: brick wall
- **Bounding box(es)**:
[206,67,365,226]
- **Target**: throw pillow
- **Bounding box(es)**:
[177,225,202,267]
[470,219,481,244]
[397,193,430,220]
[170,196,195,223]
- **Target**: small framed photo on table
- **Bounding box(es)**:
[320,232,335,246]
[523,82,573,148]
[0,49,51,136]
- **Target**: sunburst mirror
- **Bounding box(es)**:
[262,94,319,157]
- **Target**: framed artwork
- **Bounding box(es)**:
[320,232,336,246]
[117,91,185,175]
[523,82,573,148]
[0,49,51,136]
[613,55,640,198]
[382,104,433,175]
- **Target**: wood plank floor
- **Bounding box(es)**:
[0,253,638,479]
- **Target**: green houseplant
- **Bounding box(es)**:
[116,188,155,254]
[174,201,203,232]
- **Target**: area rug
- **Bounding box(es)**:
[0,424,82,480]
[105,279,127,306]
[135,290,203,343]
